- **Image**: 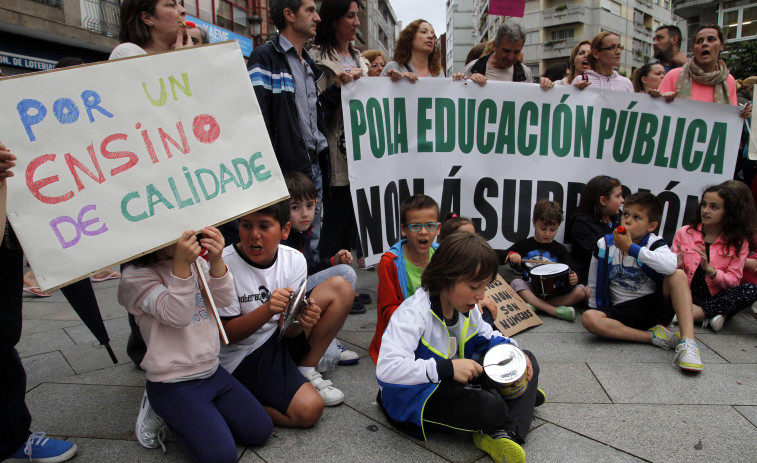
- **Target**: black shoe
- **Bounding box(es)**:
[356,293,372,305]
[535,387,546,407]
[350,300,366,314]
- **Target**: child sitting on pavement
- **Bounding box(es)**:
[506,200,589,322]
[376,232,543,463]
[281,171,360,365]
[369,194,440,363]
[217,201,353,427]
[581,192,703,372]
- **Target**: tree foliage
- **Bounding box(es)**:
[724,40,757,79]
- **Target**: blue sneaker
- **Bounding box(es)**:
[5,432,77,462]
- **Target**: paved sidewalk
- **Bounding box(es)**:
[13,264,757,463]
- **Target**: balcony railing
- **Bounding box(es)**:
[542,4,585,27]
[81,0,120,38]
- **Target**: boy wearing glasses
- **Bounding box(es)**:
[369,194,440,363]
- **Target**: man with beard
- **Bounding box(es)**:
[653,25,688,72]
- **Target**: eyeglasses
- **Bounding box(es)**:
[598,44,624,52]
[405,222,439,232]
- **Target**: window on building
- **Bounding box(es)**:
[526,30,539,45]
[721,3,757,41]
[600,0,621,16]
[551,29,574,41]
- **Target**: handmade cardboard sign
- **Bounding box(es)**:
[1,42,287,290]
[485,274,542,337]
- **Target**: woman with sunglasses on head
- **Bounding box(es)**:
[655,24,752,118]
[381,19,443,82]
[573,31,633,92]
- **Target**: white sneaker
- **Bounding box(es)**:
[751,301,757,320]
[337,342,359,365]
[136,390,166,450]
[709,314,726,332]
[674,338,703,372]
[302,369,345,406]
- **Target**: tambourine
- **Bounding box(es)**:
[277,279,309,342]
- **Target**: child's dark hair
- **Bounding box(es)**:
[533,200,564,225]
[284,171,317,202]
[575,175,622,221]
[400,194,439,225]
[439,212,474,243]
[125,249,162,268]
[421,232,498,297]
[242,200,291,228]
[624,192,663,224]
[689,182,756,256]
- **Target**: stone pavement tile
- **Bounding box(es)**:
[589,362,757,405]
[338,329,376,351]
[22,351,76,391]
[536,403,757,462]
[735,406,757,428]
[21,318,83,336]
[61,336,130,374]
[25,383,142,439]
[511,310,587,335]
[516,331,726,364]
[253,405,449,463]
[525,422,645,462]
[697,333,757,364]
[341,308,377,333]
[64,437,191,462]
[16,327,76,357]
[238,448,267,462]
[21,301,80,321]
[64,316,131,346]
[57,362,145,387]
[538,362,611,404]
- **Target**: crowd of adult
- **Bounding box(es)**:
[3,1,757,462]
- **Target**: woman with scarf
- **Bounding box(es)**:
[657,24,751,119]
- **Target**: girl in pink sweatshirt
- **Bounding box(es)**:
[118,227,271,462]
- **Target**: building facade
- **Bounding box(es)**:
[674,0,757,48]
[445,0,475,74]
[0,0,263,77]
[468,0,680,79]
[358,0,398,58]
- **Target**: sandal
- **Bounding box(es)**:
[92,270,121,282]
[23,286,52,297]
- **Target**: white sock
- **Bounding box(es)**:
[298,366,315,376]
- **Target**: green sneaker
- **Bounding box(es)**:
[535,387,546,407]
[473,430,526,463]
[648,324,681,350]
[674,338,703,372]
[555,306,575,321]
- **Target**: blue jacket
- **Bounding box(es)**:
[591,233,670,310]
[376,288,514,440]
[247,34,340,187]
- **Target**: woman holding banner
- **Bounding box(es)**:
[109,0,192,60]
[381,19,443,82]
[310,0,368,272]
[540,40,591,89]
[572,31,633,92]
[656,25,751,119]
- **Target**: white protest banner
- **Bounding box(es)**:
[2,42,287,290]
[342,78,742,265]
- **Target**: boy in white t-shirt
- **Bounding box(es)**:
[218,201,353,427]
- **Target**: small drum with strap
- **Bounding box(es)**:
[529,263,571,298]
